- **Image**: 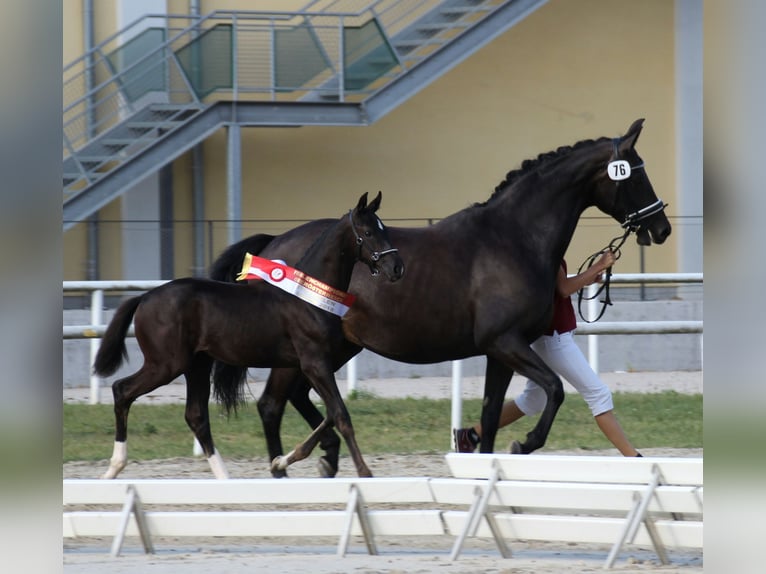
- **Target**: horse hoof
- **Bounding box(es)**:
[271,468,288,479]
[271,456,289,472]
[509,440,523,454]
[317,457,337,478]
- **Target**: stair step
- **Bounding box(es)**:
[394,38,442,52]
[416,22,467,34]
[101,138,141,148]
[148,103,203,112]
[126,120,184,131]
[440,6,489,17]
[76,156,115,166]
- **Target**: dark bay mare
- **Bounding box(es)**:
[210,119,671,477]
[93,192,404,479]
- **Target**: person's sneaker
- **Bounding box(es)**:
[453,428,479,453]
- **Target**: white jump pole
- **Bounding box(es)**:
[450,360,463,450]
[89,289,104,405]
[346,355,358,394]
[587,283,599,373]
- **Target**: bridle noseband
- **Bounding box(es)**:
[348,210,399,275]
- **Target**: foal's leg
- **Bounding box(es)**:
[103,363,178,479]
[184,354,229,479]
[259,368,341,478]
[272,360,372,478]
[287,375,341,478]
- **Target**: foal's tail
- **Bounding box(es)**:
[212,361,248,416]
[92,296,142,377]
[209,233,277,415]
[209,233,276,283]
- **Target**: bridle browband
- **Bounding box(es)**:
[575,139,668,322]
[348,210,399,275]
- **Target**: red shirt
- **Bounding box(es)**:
[544,260,577,335]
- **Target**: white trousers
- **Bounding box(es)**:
[514,330,614,417]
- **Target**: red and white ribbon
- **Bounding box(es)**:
[237,253,356,317]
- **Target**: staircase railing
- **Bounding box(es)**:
[63,1,536,214]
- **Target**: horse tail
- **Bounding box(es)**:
[209,233,275,415]
[211,360,248,416]
[209,233,276,282]
[92,295,143,377]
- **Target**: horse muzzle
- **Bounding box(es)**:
[369,252,405,282]
[636,219,672,245]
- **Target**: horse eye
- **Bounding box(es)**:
[365,230,372,237]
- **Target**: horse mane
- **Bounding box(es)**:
[296,214,344,268]
[475,136,611,207]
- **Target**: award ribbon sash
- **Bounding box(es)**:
[237,252,356,317]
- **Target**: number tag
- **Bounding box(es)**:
[607,160,631,181]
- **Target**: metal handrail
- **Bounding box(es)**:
[63,2,506,153]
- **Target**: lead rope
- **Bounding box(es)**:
[576,228,632,323]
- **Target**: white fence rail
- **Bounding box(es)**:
[64,274,703,412]
[63,454,703,567]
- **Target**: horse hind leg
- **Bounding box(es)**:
[103,363,178,479]
[503,345,565,455]
[185,354,229,479]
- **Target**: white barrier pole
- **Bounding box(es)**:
[587,283,599,373]
[450,360,462,449]
[89,289,104,405]
[347,355,357,394]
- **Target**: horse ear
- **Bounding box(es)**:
[368,190,382,213]
[619,118,645,152]
[356,192,369,212]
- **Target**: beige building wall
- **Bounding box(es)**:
[64,0,680,279]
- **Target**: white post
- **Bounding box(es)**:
[586,283,599,373]
[89,289,104,405]
[347,355,357,394]
[450,360,463,449]
[193,437,204,457]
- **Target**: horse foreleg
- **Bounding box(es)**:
[185,355,229,479]
[288,377,341,478]
[478,357,514,453]
[271,417,333,474]
[301,363,372,478]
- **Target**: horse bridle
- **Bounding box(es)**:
[348,210,399,275]
[576,139,668,323]
[610,138,667,232]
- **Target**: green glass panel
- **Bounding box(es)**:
[274,25,331,92]
[344,19,397,91]
[107,27,167,103]
[175,24,233,99]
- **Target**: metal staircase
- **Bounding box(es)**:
[63,0,548,230]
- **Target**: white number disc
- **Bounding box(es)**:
[607,160,631,181]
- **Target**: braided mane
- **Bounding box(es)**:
[476,136,611,207]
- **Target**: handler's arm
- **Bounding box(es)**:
[557,251,616,298]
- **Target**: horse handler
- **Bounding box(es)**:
[454,251,642,457]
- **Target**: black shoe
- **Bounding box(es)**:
[453,428,479,453]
